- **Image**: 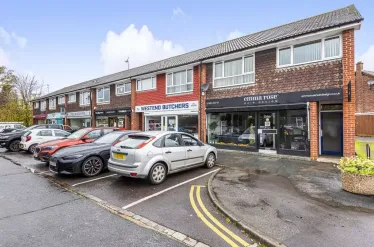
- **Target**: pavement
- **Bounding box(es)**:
[210,151,374,247]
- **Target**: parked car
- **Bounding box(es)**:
[0,128,23,134]
[0,124,66,152]
[0,122,25,130]
[34,127,122,162]
[20,129,71,154]
[108,131,217,185]
[49,131,138,177]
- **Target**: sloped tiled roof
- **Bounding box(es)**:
[38,4,363,100]
[363,70,374,78]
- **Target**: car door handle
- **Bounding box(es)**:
[165,151,172,154]
[187,149,192,152]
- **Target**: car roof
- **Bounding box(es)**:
[130,131,190,137]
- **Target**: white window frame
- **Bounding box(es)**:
[34,102,39,109]
[58,96,65,105]
[40,101,46,111]
[136,77,156,92]
[49,98,56,110]
[68,93,76,103]
[116,80,131,95]
[80,91,91,106]
[166,69,193,95]
[213,54,255,89]
[276,34,342,68]
[96,87,110,104]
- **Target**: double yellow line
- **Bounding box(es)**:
[189,185,250,247]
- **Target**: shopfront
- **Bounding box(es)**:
[95,108,131,128]
[33,113,47,124]
[47,112,65,125]
[66,111,91,130]
[206,88,343,157]
[135,101,199,137]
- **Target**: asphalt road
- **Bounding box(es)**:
[0,149,256,247]
[0,156,185,247]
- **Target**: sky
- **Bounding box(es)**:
[0,0,373,93]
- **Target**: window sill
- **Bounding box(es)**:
[277,57,342,69]
[166,91,193,96]
[136,88,157,93]
[116,92,131,96]
[80,104,90,107]
[96,102,110,105]
[68,102,76,104]
[213,82,255,90]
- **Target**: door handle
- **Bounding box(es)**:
[165,151,172,154]
[187,149,192,152]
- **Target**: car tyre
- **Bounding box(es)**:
[205,152,216,169]
[28,144,37,154]
[148,162,167,185]
[9,140,21,152]
[81,156,103,177]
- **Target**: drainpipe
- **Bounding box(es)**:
[307,102,310,140]
[199,61,202,141]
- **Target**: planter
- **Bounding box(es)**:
[341,172,374,195]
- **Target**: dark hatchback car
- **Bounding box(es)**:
[49,130,137,177]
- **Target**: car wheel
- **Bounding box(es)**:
[205,152,216,169]
[148,162,167,185]
[9,140,21,152]
[81,156,103,177]
[28,144,37,154]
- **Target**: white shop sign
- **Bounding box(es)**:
[66,110,91,119]
[135,101,198,115]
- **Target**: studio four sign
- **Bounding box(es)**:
[95,108,131,116]
[135,101,198,113]
[66,111,91,118]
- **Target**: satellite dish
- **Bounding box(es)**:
[200,83,209,92]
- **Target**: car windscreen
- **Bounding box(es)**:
[118,135,150,149]
[94,132,124,144]
[66,128,87,139]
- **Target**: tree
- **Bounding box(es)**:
[13,74,44,106]
[0,66,17,106]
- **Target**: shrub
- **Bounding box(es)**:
[338,157,374,175]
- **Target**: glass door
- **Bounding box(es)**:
[162,116,177,131]
[258,112,277,150]
[321,112,342,155]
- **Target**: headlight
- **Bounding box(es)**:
[42,146,58,151]
[62,154,84,160]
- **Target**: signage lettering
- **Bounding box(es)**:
[135,101,198,113]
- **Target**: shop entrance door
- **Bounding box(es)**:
[321,112,343,155]
[162,116,177,131]
[258,112,277,153]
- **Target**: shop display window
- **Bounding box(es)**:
[279,110,309,151]
[207,112,256,147]
[178,115,198,137]
[96,119,108,127]
[146,116,161,131]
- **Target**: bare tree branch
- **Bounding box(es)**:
[13,74,43,105]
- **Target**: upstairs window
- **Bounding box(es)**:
[136,77,156,91]
[40,101,46,111]
[116,81,131,95]
[58,96,65,105]
[34,102,39,109]
[166,69,193,94]
[49,98,56,110]
[214,55,254,88]
[97,87,110,103]
[80,91,91,106]
[278,36,341,67]
[68,94,76,103]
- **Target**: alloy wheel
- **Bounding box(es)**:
[152,164,166,183]
[10,140,21,152]
[82,157,103,177]
[206,153,215,168]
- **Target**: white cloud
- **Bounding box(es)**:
[11,32,27,48]
[358,45,374,71]
[0,27,11,45]
[172,7,186,19]
[100,24,185,75]
[227,30,245,40]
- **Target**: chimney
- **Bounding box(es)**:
[356,61,363,73]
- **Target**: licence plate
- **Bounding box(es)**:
[50,161,56,167]
[113,153,126,160]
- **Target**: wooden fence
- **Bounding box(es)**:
[356,115,374,136]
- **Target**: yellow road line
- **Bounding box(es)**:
[189,186,239,247]
[196,186,250,247]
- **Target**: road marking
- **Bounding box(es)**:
[71,174,118,187]
[190,186,239,247]
[122,169,219,210]
[38,171,50,174]
[196,186,250,246]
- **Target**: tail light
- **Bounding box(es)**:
[137,136,156,149]
[26,136,31,142]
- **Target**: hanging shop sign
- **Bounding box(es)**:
[66,111,91,119]
[135,101,198,113]
[206,88,343,109]
[94,108,131,116]
[47,112,65,119]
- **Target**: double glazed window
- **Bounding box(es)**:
[166,69,193,94]
[80,91,91,106]
[68,94,76,103]
[214,55,254,88]
[278,36,341,67]
[34,102,39,109]
[58,96,65,105]
[137,77,156,91]
[97,87,110,104]
[49,98,56,110]
[40,101,46,111]
[116,81,131,95]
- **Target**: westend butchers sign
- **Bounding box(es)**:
[135,101,198,113]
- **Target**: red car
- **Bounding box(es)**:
[34,127,122,162]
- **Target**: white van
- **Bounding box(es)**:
[0,122,25,130]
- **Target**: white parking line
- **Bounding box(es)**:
[72,174,118,187]
[122,169,219,210]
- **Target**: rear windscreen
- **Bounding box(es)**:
[118,136,150,149]
[22,131,31,137]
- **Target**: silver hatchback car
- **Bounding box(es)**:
[108,131,217,184]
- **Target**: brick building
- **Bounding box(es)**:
[32,5,363,160]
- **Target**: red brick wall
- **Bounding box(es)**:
[47,96,63,114]
[309,102,319,160]
[131,79,141,130]
[356,62,374,113]
[66,92,91,112]
[199,64,207,142]
[342,29,356,157]
[206,48,343,99]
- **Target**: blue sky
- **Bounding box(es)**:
[0,0,373,93]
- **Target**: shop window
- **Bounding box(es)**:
[116,81,131,95]
[279,110,309,151]
[96,119,108,127]
[207,112,256,147]
[166,69,193,94]
[68,94,76,103]
[80,91,91,106]
[178,115,198,137]
[97,87,110,104]
[145,116,161,131]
